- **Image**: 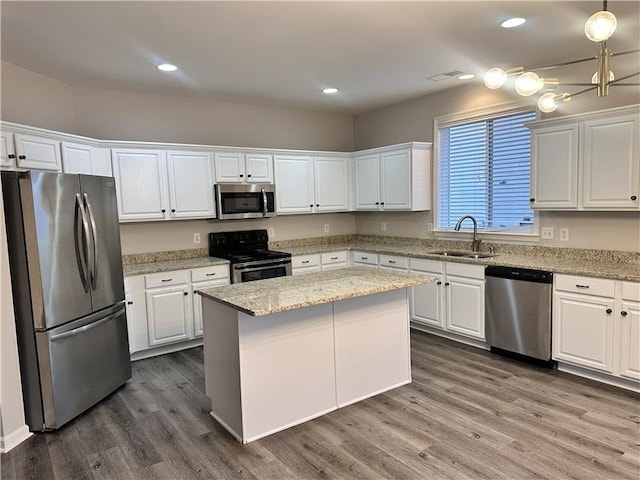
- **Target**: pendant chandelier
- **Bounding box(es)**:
[483,1,639,112]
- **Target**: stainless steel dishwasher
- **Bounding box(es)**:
[485,266,555,367]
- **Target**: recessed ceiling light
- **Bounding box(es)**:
[322,87,339,95]
[157,63,178,72]
[458,73,475,80]
[501,17,526,28]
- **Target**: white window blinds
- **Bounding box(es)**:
[438,110,536,233]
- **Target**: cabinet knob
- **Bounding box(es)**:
[631,196,637,201]
[184,291,188,296]
[18,155,26,160]
[171,209,176,213]
[127,301,133,305]
[239,174,244,178]
[8,154,15,159]
[444,282,450,286]
[605,308,612,314]
[247,174,252,178]
[436,281,442,285]
[529,198,535,202]
[375,202,379,205]
[316,204,319,207]
[381,202,385,206]
[621,311,628,316]
[161,209,166,213]
[310,204,314,208]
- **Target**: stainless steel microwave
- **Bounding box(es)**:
[215,183,276,220]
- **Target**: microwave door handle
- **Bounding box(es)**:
[261,188,267,217]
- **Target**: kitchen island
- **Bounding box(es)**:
[197,267,432,443]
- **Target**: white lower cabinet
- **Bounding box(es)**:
[145,271,192,347]
[321,251,349,271]
[410,259,485,341]
[352,251,378,267]
[125,264,229,357]
[293,251,350,275]
[553,274,640,383]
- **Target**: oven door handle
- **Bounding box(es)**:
[261,188,268,217]
[234,259,291,271]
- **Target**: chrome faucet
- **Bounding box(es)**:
[454,215,481,252]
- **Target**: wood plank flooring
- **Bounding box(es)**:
[2,330,639,480]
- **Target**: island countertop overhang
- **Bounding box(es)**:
[197,266,434,316]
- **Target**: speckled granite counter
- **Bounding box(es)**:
[123,257,228,276]
[197,266,432,316]
[277,241,640,282]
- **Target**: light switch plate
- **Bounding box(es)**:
[541,227,554,240]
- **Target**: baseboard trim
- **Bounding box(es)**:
[130,338,203,362]
[557,362,640,393]
[410,323,489,350]
[0,425,32,453]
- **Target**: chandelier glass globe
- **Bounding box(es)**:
[584,10,617,42]
[515,72,543,96]
[484,68,507,89]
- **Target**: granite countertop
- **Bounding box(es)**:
[197,266,433,316]
[279,241,640,282]
[123,257,229,276]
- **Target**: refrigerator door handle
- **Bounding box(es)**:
[49,310,120,342]
[74,193,91,293]
[84,193,99,290]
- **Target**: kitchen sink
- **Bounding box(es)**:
[430,251,497,259]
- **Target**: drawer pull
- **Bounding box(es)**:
[575,284,590,289]
[301,260,310,264]
[331,257,338,260]
[161,278,173,282]
[388,260,397,264]
[361,257,368,260]
[206,273,216,276]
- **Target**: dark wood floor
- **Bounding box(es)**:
[2,330,639,480]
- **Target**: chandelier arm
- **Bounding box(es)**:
[568,86,599,99]
[611,49,640,57]
[608,72,640,84]
[525,56,597,72]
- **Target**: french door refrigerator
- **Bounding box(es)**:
[2,170,131,431]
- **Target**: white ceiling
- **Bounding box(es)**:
[1,1,639,114]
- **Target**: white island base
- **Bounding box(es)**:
[202,288,411,443]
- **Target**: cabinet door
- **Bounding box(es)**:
[166,151,215,219]
[619,301,640,380]
[124,275,148,354]
[146,285,192,346]
[14,133,62,171]
[0,132,16,168]
[411,273,444,329]
[245,153,273,183]
[445,275,485,340]
[112,149,168,221]
[552,293,614,373]
[314,156,348,212]
[274,155,314,214]
[530,125,579,209]
[582,114,640,209]
[354,154,380,210]
[380,149,411,210]
[61,142,112,177]
[192,279,228,337]
[214,152,245,182]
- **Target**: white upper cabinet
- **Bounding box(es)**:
[113,148,216,222]
[61,141,112,177]
[528,105,640,211]
[14,133,62,171]
[353,143,431,211]
[274,154,349,214]
[0,132,17,168]
[214,152,273,183]
[166,150,216,219]
[112,149,168,221]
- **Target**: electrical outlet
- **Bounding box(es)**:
[381,222,387,232]
[324,224,330,233]
[541,227,554,240]
[193,233,201,244]
[427,222,433,232]
[268,227,275,238]
[560,228,570,241]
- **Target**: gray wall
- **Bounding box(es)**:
[353,83,640,252]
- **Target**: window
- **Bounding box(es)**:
[437,109,536,234]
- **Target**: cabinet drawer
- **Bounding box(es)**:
[292,254,320,269]
[353,251,378,265]
[379,255,407,269]
[321,251,348,265]
[191,265,230,282]
[446,262,485,280]
[410,258,443,274]
[555,274,615,298]
[622,282,640,302]
[144,270,189,289]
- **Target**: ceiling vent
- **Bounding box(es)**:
[426,70,465,82]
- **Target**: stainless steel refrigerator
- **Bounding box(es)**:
[2,170,131,431]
